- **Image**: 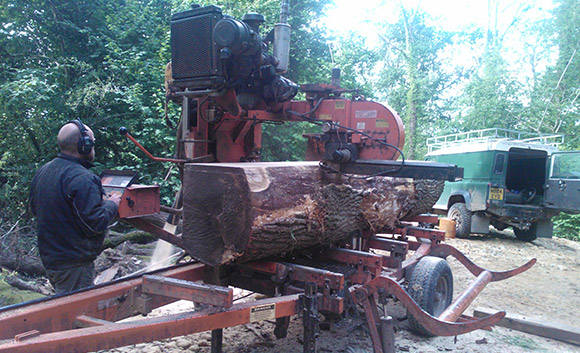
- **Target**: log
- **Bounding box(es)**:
[114,241,156,256]
[0,248,45,276]
[103,230,158,249]
[182,161,443,266]
[4,275,52,296]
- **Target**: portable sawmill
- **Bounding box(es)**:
[0,2,535,352]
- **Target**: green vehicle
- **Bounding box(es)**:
[426,129,580,241]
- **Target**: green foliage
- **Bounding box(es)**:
[459,49,526,131]
[0,0,174,223]
[0,0,335,226]
[553,213,580,241]
[261,122,319,161]
[329,32,380,97]
[0,274,46,306]
[375,8,457,159]
[533,0,580,147]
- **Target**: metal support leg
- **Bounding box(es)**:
[211,329,223,353]
[301,283,319,353]
[357,289,384,353]
[379,316,395,353]
[355,288,395,353]
[274,316,291,338]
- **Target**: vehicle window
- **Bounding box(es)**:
[551,154,580,179]
[493,153,505,174]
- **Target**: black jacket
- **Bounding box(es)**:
[30,153,118,270]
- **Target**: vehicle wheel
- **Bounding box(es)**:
[514,223,537,242]
[447,203,471,238]
[407,256,453,337]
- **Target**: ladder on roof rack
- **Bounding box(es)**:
[426,128,564,153]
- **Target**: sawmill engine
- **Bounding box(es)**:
[170,4,298,110]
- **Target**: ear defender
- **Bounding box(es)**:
[69,119,94,155]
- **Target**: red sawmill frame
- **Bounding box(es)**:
[0,218,535,353]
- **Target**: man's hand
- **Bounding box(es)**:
[106,193,122,207]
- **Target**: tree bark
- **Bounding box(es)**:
[182,162,443,266]
[4,275,52,296]
[0,248,45,276]
[103,230,158,249]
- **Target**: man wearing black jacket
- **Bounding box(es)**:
[30,120,121,294]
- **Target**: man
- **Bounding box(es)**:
[30,119,121,294]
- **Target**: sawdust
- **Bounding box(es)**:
[100,230,580,353]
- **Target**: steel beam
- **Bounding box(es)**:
[142,275,233,308]
[0,263,205,341]
[337,160,463,181]
[0,295,300,353]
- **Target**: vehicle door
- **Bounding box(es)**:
[545,151,580,213]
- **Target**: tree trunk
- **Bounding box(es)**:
[181,162,443,266]
[0,248,45,276]
[4,275,52,296]
[103,230,158,249]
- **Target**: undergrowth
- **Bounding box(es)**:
[553,213,580,241]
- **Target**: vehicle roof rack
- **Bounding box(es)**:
[426,128,564,153]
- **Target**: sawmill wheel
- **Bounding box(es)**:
[407,256,453,337]
[447,202,471,238]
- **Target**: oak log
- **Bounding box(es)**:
[182,162,443,266]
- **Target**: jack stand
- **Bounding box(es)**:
[356,288,395,353]
[211,329,223,353]
[274,316,291,338]
[301,283,320,353]
[379,316,395,353]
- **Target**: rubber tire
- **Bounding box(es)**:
[514,223,538,242]
[447,202,471,238]
[407,256,454,337]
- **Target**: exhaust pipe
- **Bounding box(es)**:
[273,0,291,73]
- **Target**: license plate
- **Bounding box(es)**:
[489,187,504,200]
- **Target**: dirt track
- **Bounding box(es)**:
[101,231,580,353]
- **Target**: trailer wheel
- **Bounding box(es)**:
[448,202,471,238]
[514,223,537,242]
[407,256,453,337]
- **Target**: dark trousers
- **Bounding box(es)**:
[46,262,95,295]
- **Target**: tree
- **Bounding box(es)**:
[459,50,526,131]
[535,0,580,240]
[329,31,381,97]
[0,0,175,221]
[455,1,534,132]
[0,0,337,225]
[534,0,580,148]
[375,6,455,159]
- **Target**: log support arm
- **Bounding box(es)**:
[429,243,536,281]
[353,276,506,337]
[353,243,536,342]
